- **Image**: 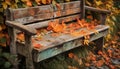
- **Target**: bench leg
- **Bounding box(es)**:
[8,27,18,69]
[94,37,104,53]
[25,34,34,69]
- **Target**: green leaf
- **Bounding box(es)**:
[0,37,6,43]
[2,52,10,59]
[4,61,11,68]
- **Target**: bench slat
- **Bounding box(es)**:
[27,14,80,29]
[14,7,80,24]
[8,1,81,24]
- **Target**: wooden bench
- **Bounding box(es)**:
[5,0,110,69]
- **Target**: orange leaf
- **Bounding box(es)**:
[41,0,47,4]
[34,43,43,49]
[109,65,116,69]
[87,15,93,19]
[68,53,75,58]
[107,49,112,53]
[26,1,32,7]
[98,50,103,55]
[96,60,104,67]
[17,33,24,42]
[77,18,84,27]
[56,3,61,11]
[47,0,52,4]
[85,63,90,67]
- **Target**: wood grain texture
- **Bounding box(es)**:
[94,37,104,53]
[85,6,111,14]
[34,25,109,52]
[6,21,36,35]
[100,13,107,25]
[7,1,81,24]
[13,7,81,24]
[24,33,34,69]
[27,14,80,29]
[34,26,109,62]
[80,0,85,19]
[16,25,109,62]
[8,27,18,69]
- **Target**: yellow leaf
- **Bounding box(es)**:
[0,26,3,31]
[10,3,18,9]
[65,0,70,2]
[15,0,19,3]
[41,0,47,4]
[95,1,102,6]
[21,0,27,2]
[86,0,92,6]
[2,2,8,9]
[52,0,56,6]
[0,8,3,12]
[5,0,11,5]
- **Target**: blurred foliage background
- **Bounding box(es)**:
[0,0,120,68]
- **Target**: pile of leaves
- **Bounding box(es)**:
[68,34,120,69]
[16,17,99,49]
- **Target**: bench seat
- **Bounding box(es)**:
[17,25,109,62]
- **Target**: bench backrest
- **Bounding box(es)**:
[6,0,84,29]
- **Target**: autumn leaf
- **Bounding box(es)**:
[34,43,43,49]
[5,0,11,5]
[21,0,27,2]
[85,63,90,67]
[98,50,103,55]
[56,3,61,11]
[68,52,75,58]
[96,60,104,67]
[35,0,41,5]
[47,0,52,4]
[95,1,103,6]
[17,33,24,42]
[65,0,70,2]
[77,18,84,27]
[41,0,47,4]
[2,2,8,9]
[109,64,116,69]
[26,1,32,7]
[0,25,2,31]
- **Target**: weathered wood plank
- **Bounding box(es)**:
[27,14,80,29]
[100,13,107,25]
[14,7,80,24]
[24,34,34,69]
[35,25,109,52]
[6,21,36,35]
[12,5,52,19]
[85,6,111,14]
[12,1,80,19]
[8,27,18,69]
[16,25,109,62]
[8,1,81,24]
[80,0,85,19]
[94,37,104,53]
[34,26,109,62]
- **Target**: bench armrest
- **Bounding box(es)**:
[85,6,111,14]
[6,20,36,35]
